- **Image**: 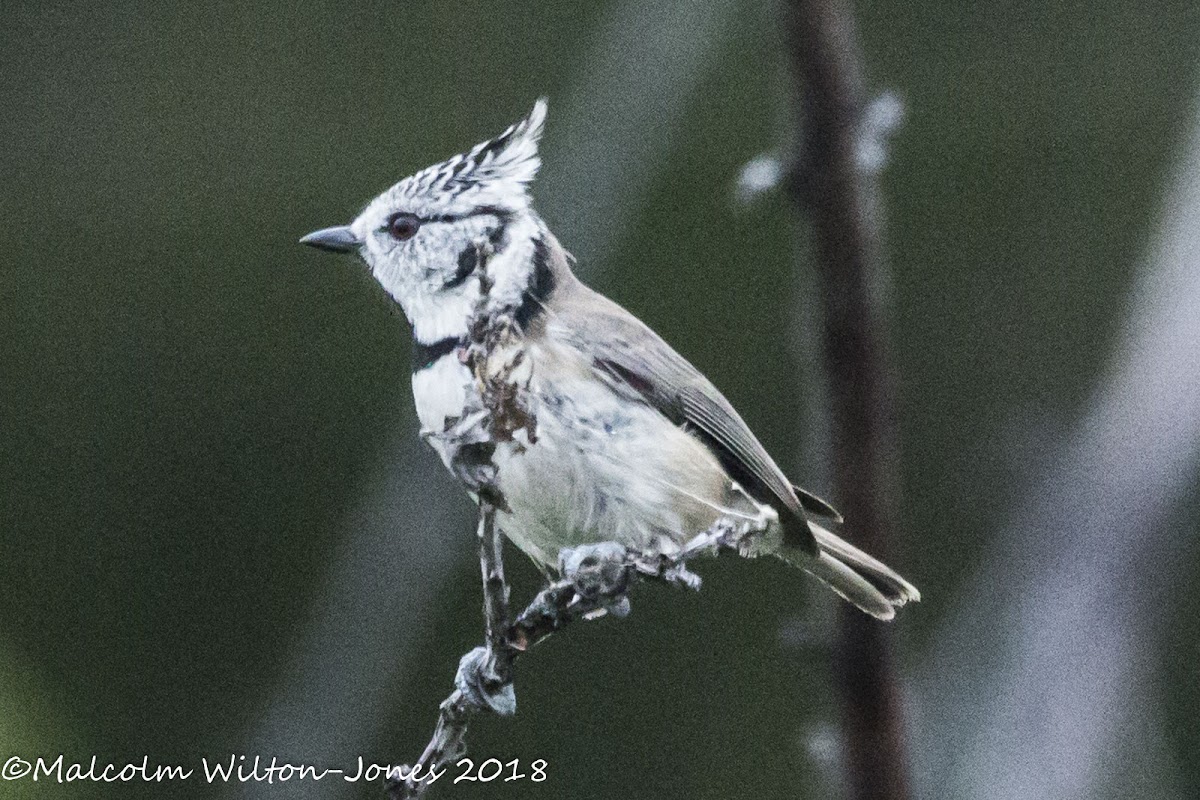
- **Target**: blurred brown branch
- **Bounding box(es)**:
[781,1,912,799]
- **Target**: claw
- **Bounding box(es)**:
[558,542,632,601]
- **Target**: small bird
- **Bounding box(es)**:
[300,100,918,619]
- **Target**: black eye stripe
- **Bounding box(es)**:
[382,206,513,229]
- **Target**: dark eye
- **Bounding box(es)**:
[386,212,422,241]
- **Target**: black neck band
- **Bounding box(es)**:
[513,236,555,330]
[411,336,465,373]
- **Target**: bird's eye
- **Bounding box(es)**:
[386,212,422,241]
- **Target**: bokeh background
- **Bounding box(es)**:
[3,1,1199,798]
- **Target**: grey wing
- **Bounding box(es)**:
[555,291,825,554]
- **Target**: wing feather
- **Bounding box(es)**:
[553,285,824,554]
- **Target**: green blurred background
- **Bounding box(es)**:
[3,1,1199,798]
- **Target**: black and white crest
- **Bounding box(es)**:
[412,99,546,199]
[362,99,547,223]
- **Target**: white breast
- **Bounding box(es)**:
[411,353,473,466]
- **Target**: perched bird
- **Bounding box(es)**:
[300,100,918,619]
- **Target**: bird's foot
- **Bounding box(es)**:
[557,542,634,617]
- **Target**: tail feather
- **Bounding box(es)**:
[805,551,899,620]
[782,522,920,621]
[791,483,843,523]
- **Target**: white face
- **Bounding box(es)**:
[303,100,549,343]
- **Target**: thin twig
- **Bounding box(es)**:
[386,517,764,798]
[477,505,509,653]
[781,2,912,799]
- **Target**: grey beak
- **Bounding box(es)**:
[299,225,361,253]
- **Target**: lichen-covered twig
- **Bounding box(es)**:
[508,513,770,651]
[385,516,765,799]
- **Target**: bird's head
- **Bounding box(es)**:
[301,99,550,343]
